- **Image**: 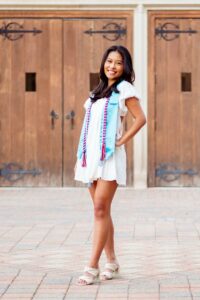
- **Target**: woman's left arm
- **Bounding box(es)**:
[116,97,146,147]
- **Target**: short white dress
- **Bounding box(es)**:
[74,80,140,186]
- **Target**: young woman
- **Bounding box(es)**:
[74,45,146,285]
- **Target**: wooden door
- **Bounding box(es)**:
[63,17,133,186]
[0,19,62,186]
[149,17,200,187]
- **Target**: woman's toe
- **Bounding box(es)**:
[78,279,86,285]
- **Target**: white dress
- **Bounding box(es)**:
[74,81,140,186]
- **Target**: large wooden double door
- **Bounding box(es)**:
[149,13,200,187]
[0,15,132,186]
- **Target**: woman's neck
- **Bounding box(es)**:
[108,79,117,86]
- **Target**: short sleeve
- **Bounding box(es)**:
[118,81,141,116]
[83,98,91,110]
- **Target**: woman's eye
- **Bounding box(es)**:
[106,59,122,65]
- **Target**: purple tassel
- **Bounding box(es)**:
[100,143,106,161]
[82,152,87,167]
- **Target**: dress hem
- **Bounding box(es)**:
[74,177,126,187]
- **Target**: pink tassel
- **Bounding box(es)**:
[101,143,106,161]
[82,152,87,167]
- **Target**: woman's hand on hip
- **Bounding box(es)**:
[115,138,123,147]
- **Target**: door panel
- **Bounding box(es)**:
[154,18,200,186]
[0,15,133,187]
[63,18,133,186]
[0,19,62,186]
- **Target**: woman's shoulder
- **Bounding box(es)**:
[117,80,135,91]
[83,97,91,109]
[117,80,140,101]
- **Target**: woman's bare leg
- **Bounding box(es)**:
[88,179,118,268]
[89,181,117,262]
[104,218,116,262]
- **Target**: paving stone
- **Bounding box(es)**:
[0,188,200,299]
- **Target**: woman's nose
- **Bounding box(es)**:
[110,62,116,68]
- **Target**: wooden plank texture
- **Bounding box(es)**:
[0,11,133,187]
[0,19,62,186]
[149,12,200,187]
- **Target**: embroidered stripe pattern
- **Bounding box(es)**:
[82,102,93,167]
[100,97,110,161]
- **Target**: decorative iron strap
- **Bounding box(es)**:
[156,163,198,182]
[0,22,42,41]
[0,163,42,182]
[155,22,197,41]
[84,22,126,41]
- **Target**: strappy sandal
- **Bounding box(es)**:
[77,266,99,285]
[100,261,119,280]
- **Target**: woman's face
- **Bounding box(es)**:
[104,51,124,86]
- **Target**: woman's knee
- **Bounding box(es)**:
[94,201,109,219]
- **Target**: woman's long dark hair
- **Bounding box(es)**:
[90,45,135,102]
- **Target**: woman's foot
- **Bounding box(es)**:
[100,260,119,280]
[77,266,99,285]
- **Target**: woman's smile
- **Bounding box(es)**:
[107,70,117,75]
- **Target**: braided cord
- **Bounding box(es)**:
[82,97,110,167]
[82,102,93,167]
[100,97,110,161]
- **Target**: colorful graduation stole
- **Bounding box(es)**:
[77,84,122,167]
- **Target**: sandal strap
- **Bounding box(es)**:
[79,274,95,284]
[100,270,113,278]
[78,267,99,285]
[105,262,119,271]
[84,266,99,277]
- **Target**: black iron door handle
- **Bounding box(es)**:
[50,110,59,129]
[65,110,75,129]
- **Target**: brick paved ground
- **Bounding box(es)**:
[0,187,200,299]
